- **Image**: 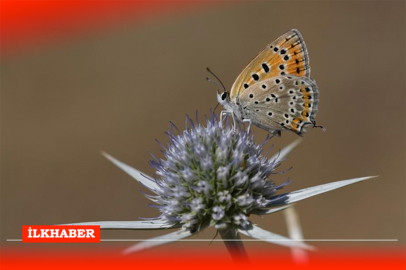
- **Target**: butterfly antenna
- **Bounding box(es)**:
[206,77,223,89]
[206,67,226,92]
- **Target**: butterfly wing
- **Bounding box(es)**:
[238,75,318,135]
[230,29,310,102]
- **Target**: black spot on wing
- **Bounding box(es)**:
[262,63,270,73]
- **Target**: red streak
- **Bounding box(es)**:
[1,246,405,270]
[0,0,210,56]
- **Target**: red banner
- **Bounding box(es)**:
[2,247,405,270]
[22,225,100,243]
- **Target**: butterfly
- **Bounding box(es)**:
[211,29,322,136]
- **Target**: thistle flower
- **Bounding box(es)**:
[65,111,375,257]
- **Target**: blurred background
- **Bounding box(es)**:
[1,0,405,255]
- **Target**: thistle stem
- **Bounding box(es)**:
[219,228,250,264]
[283,206,309,264]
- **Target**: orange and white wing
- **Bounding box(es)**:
[238,75,319,135]
[230,29,310,102]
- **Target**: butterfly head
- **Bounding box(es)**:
[206,68,230,108]
[217,90,230,105]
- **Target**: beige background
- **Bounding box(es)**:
[1,1,405,253]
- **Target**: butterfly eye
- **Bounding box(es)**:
[221,92,228,100]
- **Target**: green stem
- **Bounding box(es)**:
[219,228,250,264]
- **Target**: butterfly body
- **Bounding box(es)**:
[216,29,320,136]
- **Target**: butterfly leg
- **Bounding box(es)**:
[231,113,237,130]
[219,111,232,128]
[311,120,327,132]
[242,119,252,134]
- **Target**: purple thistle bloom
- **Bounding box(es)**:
[145,111,289,232]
